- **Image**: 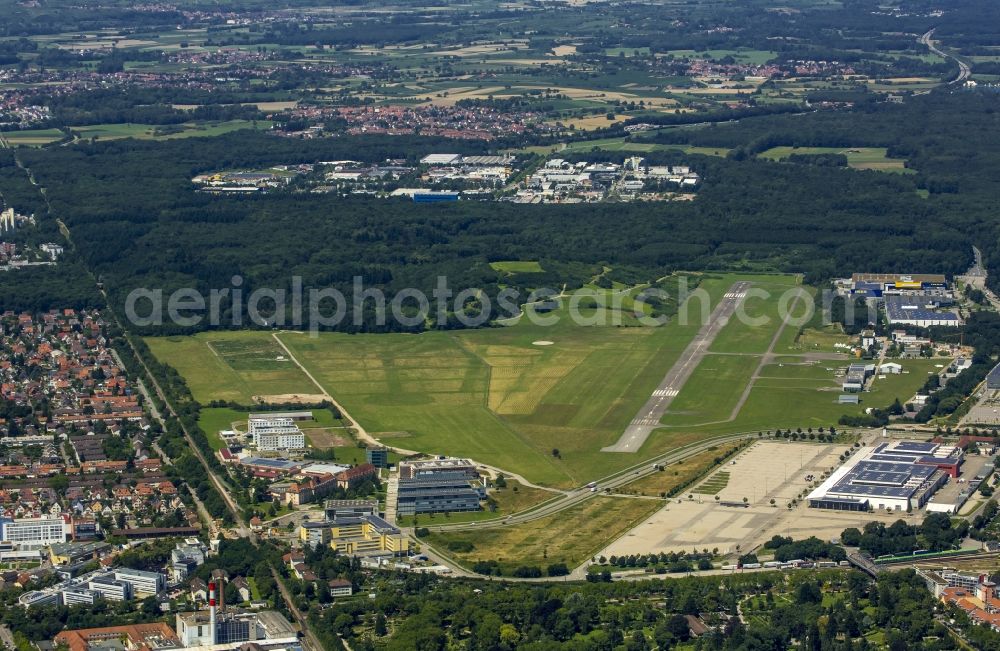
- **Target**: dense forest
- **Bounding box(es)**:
[11,90,997,331]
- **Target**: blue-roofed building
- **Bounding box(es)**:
[412,191,459,203]
[884,296,960,327]
[807,440,959,512]
[851,281,884,297]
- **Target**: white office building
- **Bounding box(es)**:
[0,516,68,546]
[112,568,166,595]
[249,417,305,451]
[87,575,132,601]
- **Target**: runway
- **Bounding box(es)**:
[602,281,751,452]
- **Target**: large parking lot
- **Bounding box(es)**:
[600,440,912,557]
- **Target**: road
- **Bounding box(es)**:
[920,28,971,86]
[271,331,419,456]
[0,624,16,651]
[271,566,326,651]
[603,281,751,452]
[117,335,252,540]
[428,430,756,533]
[957,245,1000,312]
[122,333,325,651]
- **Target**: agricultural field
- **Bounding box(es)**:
[70,120,271,142]
[666,49,778,65]
[426,495,661,574]
[0,128,65,147]
[757,146,914,173]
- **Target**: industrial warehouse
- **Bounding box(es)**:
[840,272,960,327]
[807,440,961,512]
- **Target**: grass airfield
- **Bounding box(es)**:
[145,272,939,488]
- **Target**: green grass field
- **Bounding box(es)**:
[643,274,946,435]
[148,274,764,486]
[71,120,271,142]
[0,128,65,147]
[144,272,920,487]
[757,146,914,173]
[490,260,543,274]
[145,331,315,403]
[426,495,661,573]
[693,471,730,495]
[656,353,947,435]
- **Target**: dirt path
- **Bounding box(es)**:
[271,331,421,455]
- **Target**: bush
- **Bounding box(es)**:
[546,563,570,577]
[446,540,474,553]
[512,565,543,578]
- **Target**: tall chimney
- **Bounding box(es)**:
[208,581,217,645]
[216,572,226,613]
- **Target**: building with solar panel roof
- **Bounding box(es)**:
[807,440,960,512]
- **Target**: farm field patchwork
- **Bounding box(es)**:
[0,128,65,146]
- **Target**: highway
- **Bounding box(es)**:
[603,281,751,452]
[919,28,971,86]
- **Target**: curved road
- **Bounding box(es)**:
[920,28,971,85]
[425,431,756,533]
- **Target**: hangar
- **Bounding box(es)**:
[884,296,959,327]
[807,440,959,512]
